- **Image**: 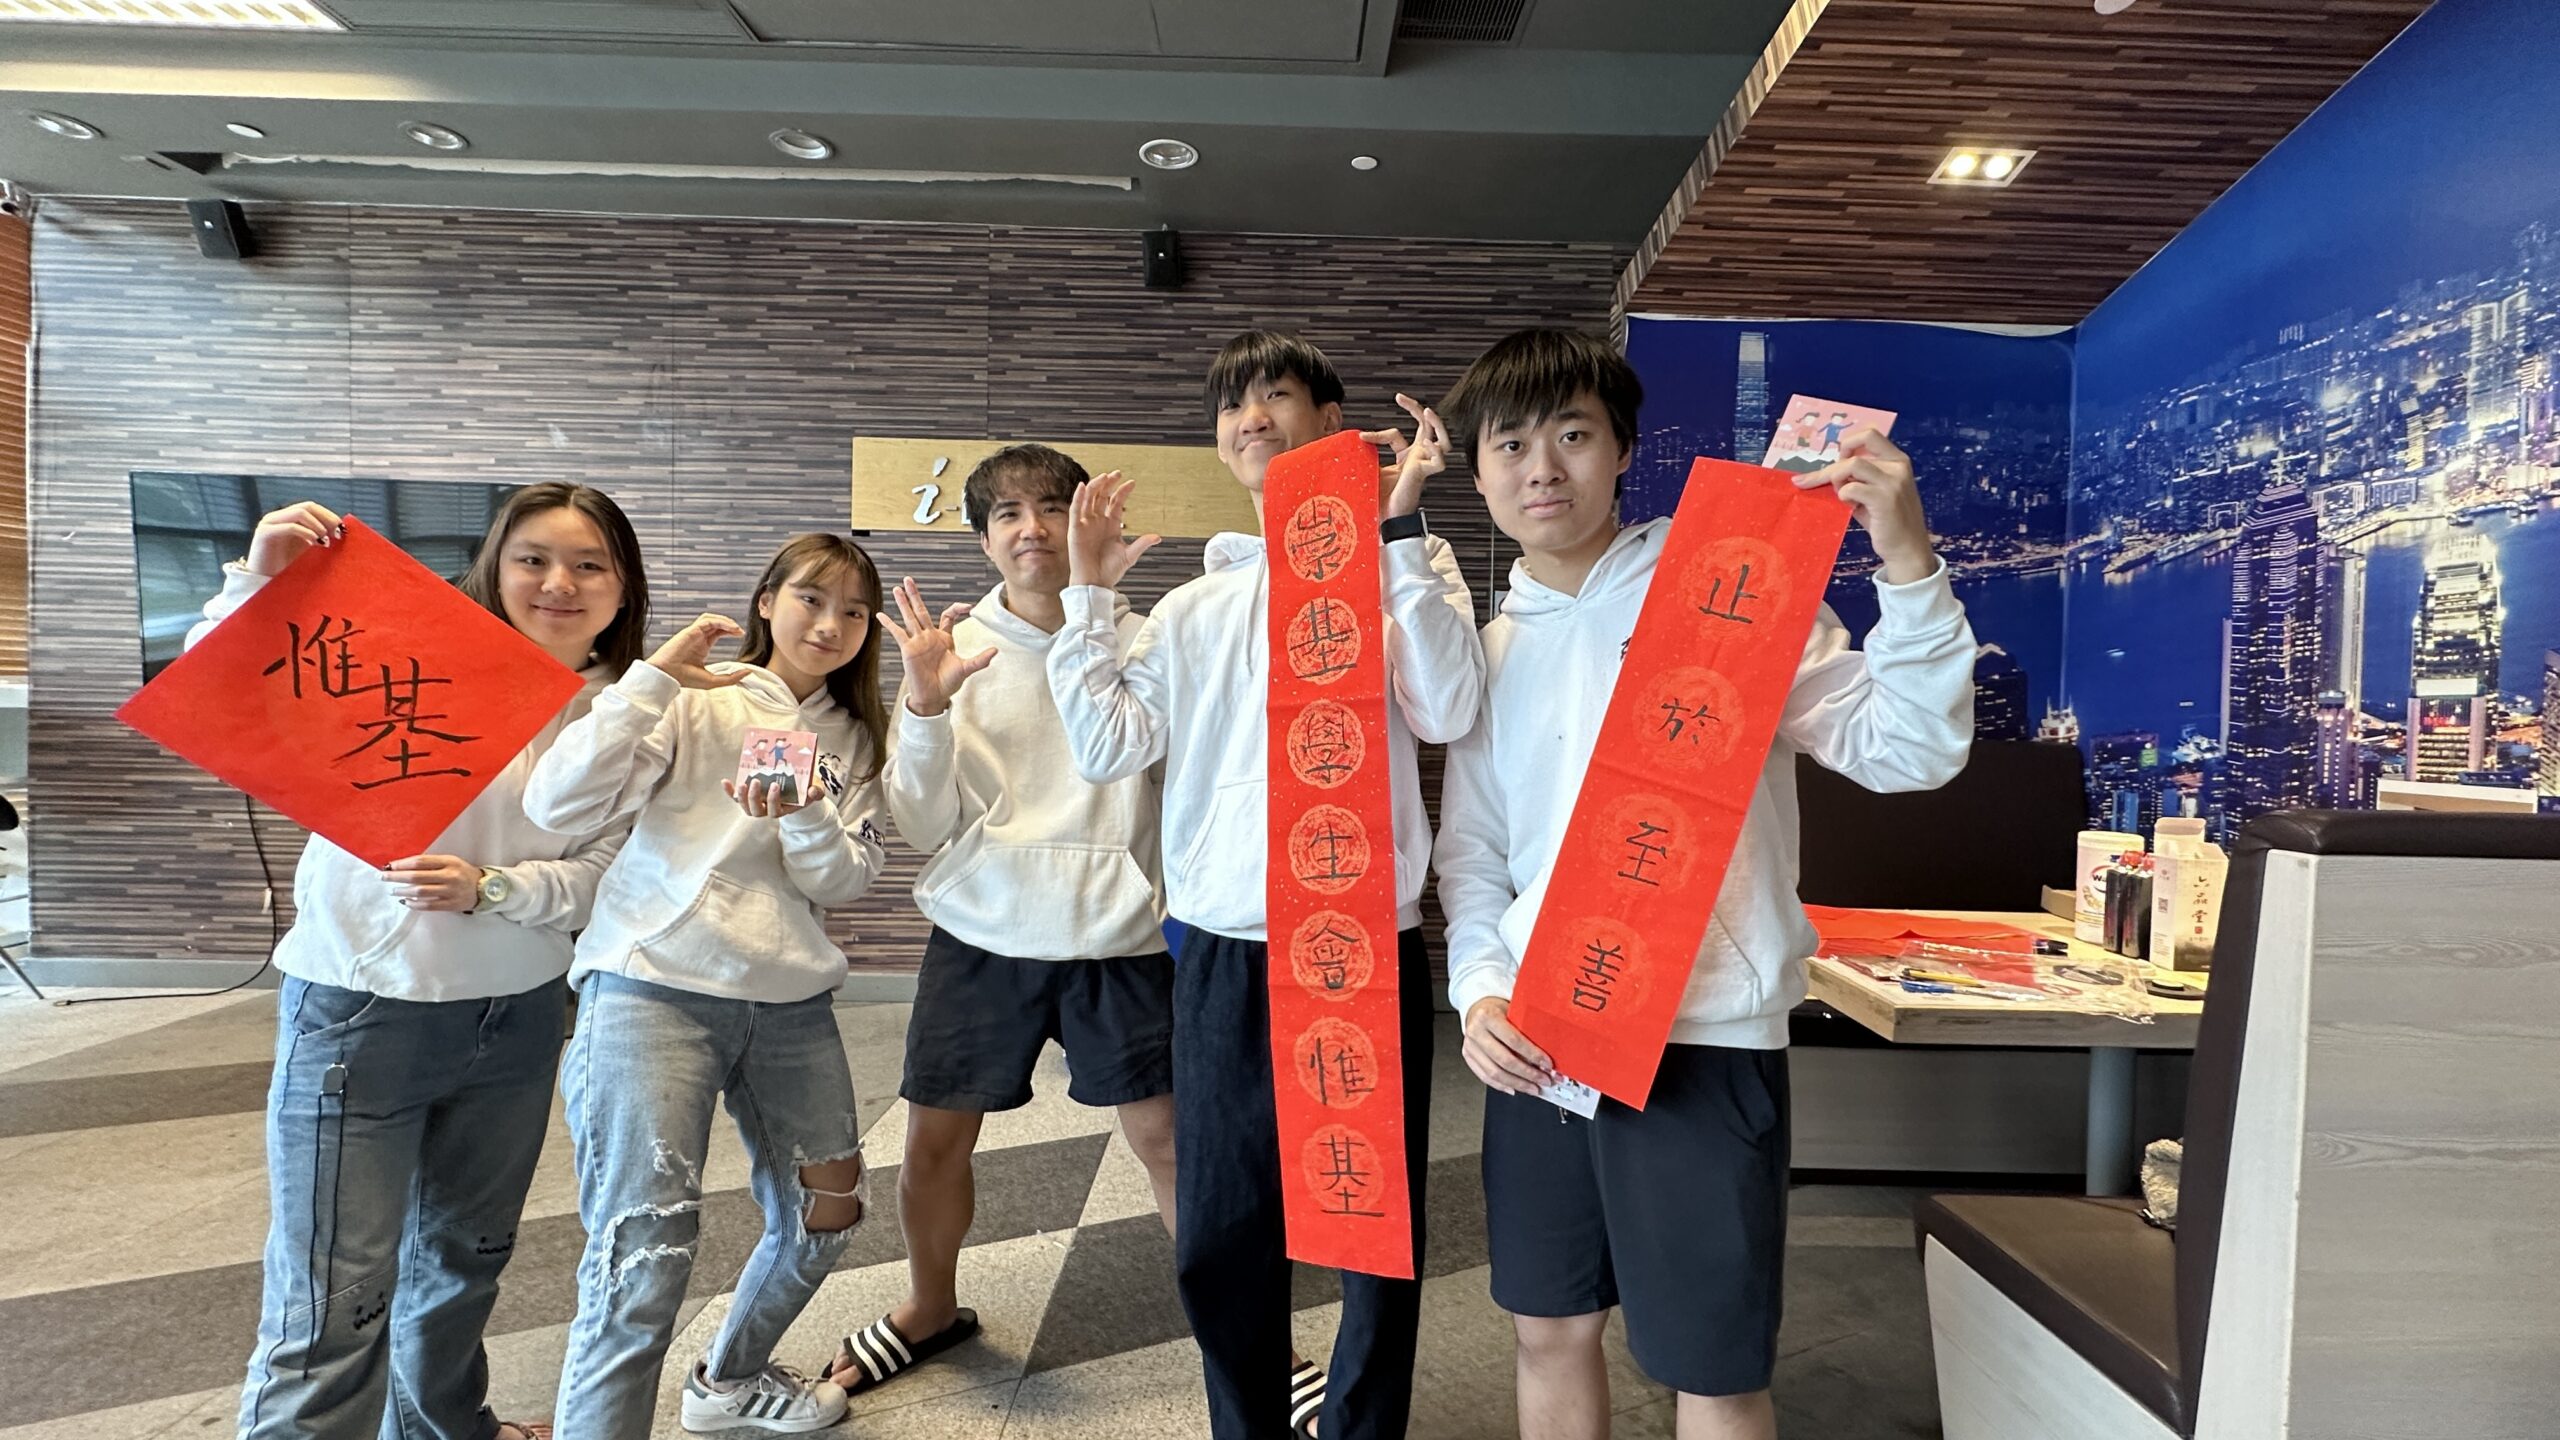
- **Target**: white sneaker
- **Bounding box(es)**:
[679,1362,849,1434]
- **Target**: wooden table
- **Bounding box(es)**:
[1805,909,2205,1195]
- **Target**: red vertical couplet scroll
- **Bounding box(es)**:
[1264,429,1414,1280]
[1509,458,1854,1108]
[117,518,586,869]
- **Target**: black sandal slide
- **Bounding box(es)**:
[1289,1360,1327,1437]
[828,1309,981,1395]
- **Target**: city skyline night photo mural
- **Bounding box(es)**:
[2066,0,2559,837]
[1627,0,2557,841]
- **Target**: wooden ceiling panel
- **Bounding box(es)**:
[1626,0,2435,325]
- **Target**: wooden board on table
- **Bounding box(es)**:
[850,437,1259,539]
[1806,909,2204,1050]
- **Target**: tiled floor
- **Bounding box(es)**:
[0,985,1946,1438]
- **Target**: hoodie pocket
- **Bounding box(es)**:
[686,871,817,970]
[1681,923,1769,1028]
[1169,779,1264,894]
[634,871,814,968]
[922,843,1158,952]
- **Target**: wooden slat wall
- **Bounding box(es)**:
[0,211,28,678]
[1628,0,2433,324]
[27,200,1616,972]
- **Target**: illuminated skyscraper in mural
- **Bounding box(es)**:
[1973,644,2028,742]
[2408,533,2502,783]
[2315,690,2366,808]
[1734,331,1771,463]
[2225,478,2326,824]
[2540,650,2560,798]
[2465,290,2529,434]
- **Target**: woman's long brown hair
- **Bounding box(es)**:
[455,482,651,675]
[736,532,888,782]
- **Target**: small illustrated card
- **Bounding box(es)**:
[1762,395,1899,473]
[736,727,817,806]
[1540,1074,1603,1120]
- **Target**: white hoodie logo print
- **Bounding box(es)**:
[815,752,848,799]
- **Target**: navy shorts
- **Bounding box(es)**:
[899,926,1175,1112]
[1481,1044,1791,1397]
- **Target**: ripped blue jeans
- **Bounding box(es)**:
[554,972,865,1440]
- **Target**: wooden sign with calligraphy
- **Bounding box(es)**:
[1264,429,1414,1280]
[117,518,587,869]
[1508,458,1855,1108]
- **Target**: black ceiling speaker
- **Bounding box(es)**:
[1142,227,1185,290]
[186,199,254,260]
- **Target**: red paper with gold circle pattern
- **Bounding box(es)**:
[1265,429,1412,1280]
[1509,458,1854,1108]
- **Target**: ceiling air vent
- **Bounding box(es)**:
[1394,0,1532,44]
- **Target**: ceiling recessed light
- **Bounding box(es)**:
[769,128,833,161]
[225,122,267,141]
[400,121,467,152]
[27,111,102,140]
[1350,155,1379,172]
[2095,0,2138,13]
[1138,138,1198,171]
[0,0,341,28]
[1931,146,2036,188]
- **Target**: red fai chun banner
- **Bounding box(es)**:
[1264,429,1414,1279]
[118,518,587,869]
[1509,458,1854,1108]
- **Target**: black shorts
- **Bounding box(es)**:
[899,926,1176,1112]
[1481,1044,1791,1398]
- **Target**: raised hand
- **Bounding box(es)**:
[1065,470,1163,590]
[245,501,346,578]
[648,613,747,690]
[878,576,996,717]
[1371,393,1449,519]
[1793,429,1938,584]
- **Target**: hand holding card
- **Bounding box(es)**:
[730,727,817,815]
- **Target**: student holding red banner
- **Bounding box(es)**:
[525,533,892,1439]
[832,443,1182,1397]
[1048,331,1484,1440]
[209,485,650,1440]
[1432,330,1975,1440]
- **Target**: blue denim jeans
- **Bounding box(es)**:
[236,976,566,1440]
[554,972,865,1440]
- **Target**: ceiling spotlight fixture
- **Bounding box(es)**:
[27,111,102,140]
[1350,155,1379,172]
[400,121,468,152]
[225,122,267,140]
[1931,146,2036,188]
[2094,0,2138,13]
[769,128,833,161]
[0,0,342,28]
[1138,138,1198,171]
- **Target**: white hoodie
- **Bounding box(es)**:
[1436,519,1976,1050]
[1048,531,1484,941]
[884,584,1165,960]
[523,660,889,1004]
[186,563,627,1003]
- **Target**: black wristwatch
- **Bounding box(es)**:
[1379,511,1427,543]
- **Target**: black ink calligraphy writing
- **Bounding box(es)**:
[266,615,481,790]
[1570,939,1626,1013]
[1616,820,1671,887]
[1696,563,1762,625]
